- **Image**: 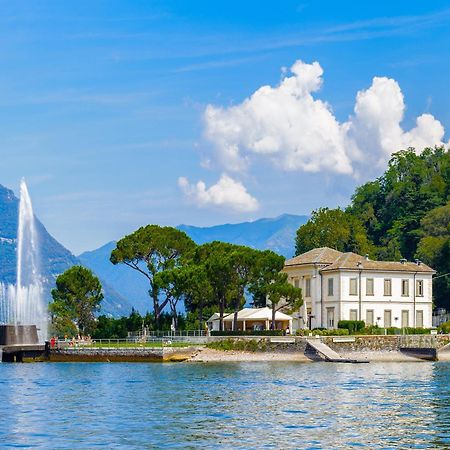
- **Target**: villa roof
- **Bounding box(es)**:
[284,247,343,267]
[207,307,292,323]
[320,252,435,273]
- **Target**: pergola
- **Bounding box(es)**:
[207,307,293,332]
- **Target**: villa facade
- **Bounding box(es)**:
[283,247,435,330]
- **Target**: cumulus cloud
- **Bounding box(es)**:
[178,174,259,212]
[204,60,353,175]
[204,60,448,177]
[345,76,446,171]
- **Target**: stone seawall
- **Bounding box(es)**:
[49,346,200,362]
[320,335,450,353]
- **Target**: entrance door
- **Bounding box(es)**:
[327,308,335,329]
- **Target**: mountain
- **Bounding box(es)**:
[78,213,308,313]
[78,241,150,313]
[177,214,307,258]
[0,184,132,316]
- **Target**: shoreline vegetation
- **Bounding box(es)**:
[46,148,449,346]
[46,334,450,363]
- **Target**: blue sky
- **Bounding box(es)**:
[0,1,449,254]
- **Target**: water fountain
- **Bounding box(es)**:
[0,180,47,361]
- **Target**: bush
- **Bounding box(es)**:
[296,328,349,336]
[338,320,365,334]
[210,330,284,336]
[207,338,263,352]
[438,321,450,334]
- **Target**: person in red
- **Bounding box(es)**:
[50,336,56,348]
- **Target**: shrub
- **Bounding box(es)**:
[338,320,365,334]
[296,328,349,336]
[207,338,262,352]
[438,321,450,334]
[210,330,284,336]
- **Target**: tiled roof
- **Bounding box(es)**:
[285,247,343,266]
[320,252,434,273]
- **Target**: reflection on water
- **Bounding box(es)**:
[0,362,449,448]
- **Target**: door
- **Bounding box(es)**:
[384,310,392,328]
[401,310,409,328]
[327,308,335,329]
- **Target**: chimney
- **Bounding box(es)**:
[364,254,369,261]
[415,259,422,266]
[400,258,407,264]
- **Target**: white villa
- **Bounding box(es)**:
[207,307,293,332]
[283,247,435,330]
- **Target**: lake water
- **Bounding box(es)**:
[1,361,450,449]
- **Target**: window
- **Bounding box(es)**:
[328,278,334,296]
[366,278,374,296]
[349,278,358,296]
[327,308,335,328]
[350,309,358,321]
[384,279,392,296]
[294,279,299,288]
[305,278,311,297]
[366,310,374,326]
[416,280,424,297]
[401,279,409,296]
[416,310,424,328]
[401,310,409,328]
[384,310,392,328]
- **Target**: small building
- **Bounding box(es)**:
[207,307,293,332]
[283,247,435,330]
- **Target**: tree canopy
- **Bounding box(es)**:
[295,207,373,256]
[49,265,103,335]
[295,146,450,308]
[110,225,195,326]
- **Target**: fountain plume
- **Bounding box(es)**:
[0,180,48,342]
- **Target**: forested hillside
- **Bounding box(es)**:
[296,147,450,308]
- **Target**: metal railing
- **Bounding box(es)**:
[128,330,206,338]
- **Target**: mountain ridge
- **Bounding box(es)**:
[78,213,308,313]
[0,183,132,317]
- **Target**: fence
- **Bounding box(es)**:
[433,313,450,327]
[128,330,206,338]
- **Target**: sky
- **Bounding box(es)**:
[0,0,449,254]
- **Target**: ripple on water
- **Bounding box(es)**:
[0,361,449,448]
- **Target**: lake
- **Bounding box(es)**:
[1,361,449,448]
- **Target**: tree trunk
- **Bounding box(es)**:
[219,297,224,332]
[233,288,243,331]
[151,284,160,329]
[198,303,204,330]
[271,304,276,330]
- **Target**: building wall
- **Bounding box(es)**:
[285,265,433,330]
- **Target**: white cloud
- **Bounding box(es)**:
[345,76,447,172]
[204,60,353,175]
[178,174,259,212]
[204,60,448,178]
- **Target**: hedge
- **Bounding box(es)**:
[338,320,365,333]
[210,330,284,336]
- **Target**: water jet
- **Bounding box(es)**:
[0,180,47,361]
